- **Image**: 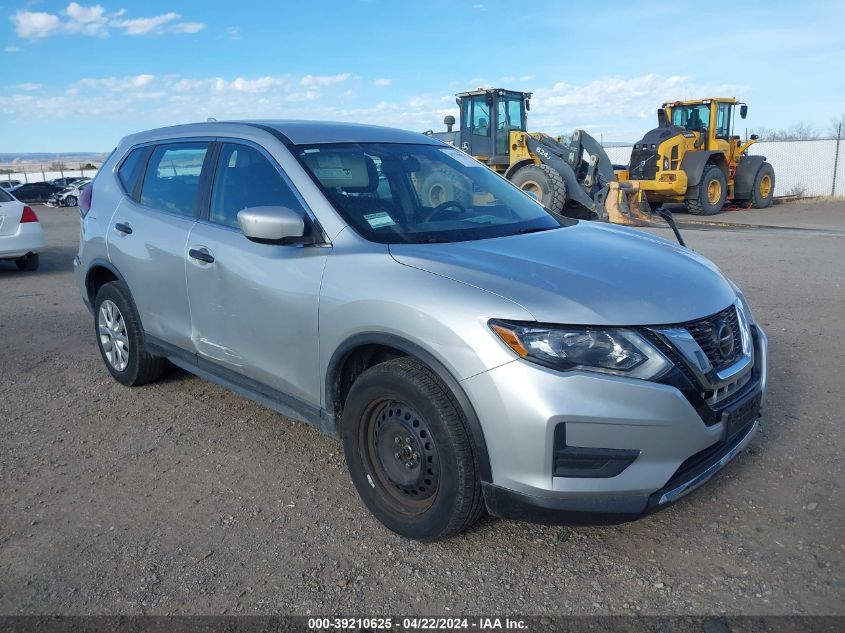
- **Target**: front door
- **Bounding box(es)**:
[185,141,328,408]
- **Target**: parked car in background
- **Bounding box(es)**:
[1,179,23,190]
[49,177,87,188]
[46,178,91,207]
[0,186,43,271]
[9,182,63,203]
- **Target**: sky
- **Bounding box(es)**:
[1,0,843,152]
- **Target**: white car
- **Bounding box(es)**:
[46,178,91,207]
[0,187,44,271]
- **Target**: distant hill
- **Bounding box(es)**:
[0,152,109,163]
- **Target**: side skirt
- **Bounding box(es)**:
[145,334,337,437]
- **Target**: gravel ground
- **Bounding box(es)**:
[0,201,843,616]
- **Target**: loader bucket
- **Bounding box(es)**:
[600,181,664,227]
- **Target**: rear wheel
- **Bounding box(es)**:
[686,164,727,215]
[509,164,567,212]
[750,162,775,208]
[418,170,472,209]
[64,195,78,207]
[341,357,483,541]
[94,281,166,386]
[15,253,39,271]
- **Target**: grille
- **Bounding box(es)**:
[683,305,743,371]
[628,148,659,179]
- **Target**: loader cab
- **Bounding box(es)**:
[456,89,530,166]
[664,98,747,156]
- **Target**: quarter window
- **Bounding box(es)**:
[209,144,306,229]
[140,143,208,217]
[117,147,148,197]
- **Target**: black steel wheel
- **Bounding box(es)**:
[341,357,484,541]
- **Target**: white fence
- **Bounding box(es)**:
[603,138,845,198]
[1,166,99,186]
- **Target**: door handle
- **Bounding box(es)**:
[188,248,215,264]
[114,222,133,235]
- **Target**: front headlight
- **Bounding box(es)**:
[729,281,757,325]
[489,320,671,380]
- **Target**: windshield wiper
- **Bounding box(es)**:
[514,227,552,235]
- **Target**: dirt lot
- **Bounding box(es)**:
[0,201,843,616]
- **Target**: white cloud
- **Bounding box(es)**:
[10,4,205,39]
[214,76,286,93]
[171,22,205,34]
[64,2,109,36]
[16,83,42,91]
[5,46,22,53]
[300,73,351,87]
[374,78,392,86]
[472,4,487,11]
[11,10,62,38]
[110,12,180,35]
[226,26,241,40]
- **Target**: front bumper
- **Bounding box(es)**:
[462,324,767,524]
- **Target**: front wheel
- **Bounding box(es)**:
[686,164,727,215]
[341,357,483,541]
[64,195,78,207]
[509,164,567,212]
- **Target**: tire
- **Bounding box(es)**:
[15,253,39,271]
[686,164,727,215]
[341,357,484,541]
[750,162,775,208]
[64,195,77,207]
[509,164,567,212]
[418,170,472,209]
[93,281,166,387]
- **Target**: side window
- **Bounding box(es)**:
[471,96,490,136]
[117,147,147,197]
[716,103,732,139]
[140,143,208,217]
[209,144,306,229]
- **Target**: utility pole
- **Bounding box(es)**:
[832,123,842,196]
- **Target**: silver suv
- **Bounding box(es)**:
[75,121,768,540]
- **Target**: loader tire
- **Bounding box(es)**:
[419,170,472,209]
[750,162,775,208]
[686,164,726,215]
[510,164,567,212]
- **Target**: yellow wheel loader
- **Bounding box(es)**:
[617,98,775,215]
[425,88,683,242]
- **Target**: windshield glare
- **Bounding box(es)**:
[295,142,567,244]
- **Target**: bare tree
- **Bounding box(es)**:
[750,122,819,141]
[829,114,845,139]
[50,161,67,179]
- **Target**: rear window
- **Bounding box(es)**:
[0,188,12,203]
[117,147,148,196]
[140,143,208,217]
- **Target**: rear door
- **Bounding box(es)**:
[185,141,328,407]
[107,141,210,351]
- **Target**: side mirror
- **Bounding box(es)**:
[525,100,530,111]
[750,134,759,141]
[740,104,748,119]
[237,206,308,245]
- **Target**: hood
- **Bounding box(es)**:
[389,222,736,325]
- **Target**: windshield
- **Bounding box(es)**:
[294,142,567,244]
[671,104,710,133]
